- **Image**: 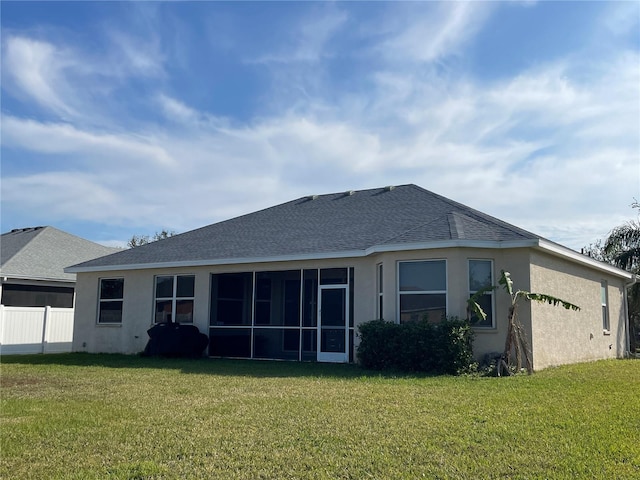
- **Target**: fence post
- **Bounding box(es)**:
[0,304,4,350]
[42,306,51,354]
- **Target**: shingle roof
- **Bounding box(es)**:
[1,226,120,282]
[69,185,541,272]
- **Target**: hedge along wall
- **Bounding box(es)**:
[356,318,474,374]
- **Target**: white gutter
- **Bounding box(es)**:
[367,239,538,254]
[65,239,538,273]
[536,239,634,280]
[65,237,634,280]
[65,249,368,273]
[1,274,76,284]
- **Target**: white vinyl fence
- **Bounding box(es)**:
[0,305,74,355]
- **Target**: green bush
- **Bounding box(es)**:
[355,319,400,370]
[357,317,474,374]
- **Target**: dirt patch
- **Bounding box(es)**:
[0,376,45,388]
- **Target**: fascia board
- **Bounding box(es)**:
[536,239,633,279]
[65,240,539,274]
[1,274,76,284]
[65,238,634,280]
[64,250,369,273]
[367,239,538,254]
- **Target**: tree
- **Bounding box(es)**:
[469,270,580,375]
[581,238,614,264]
[127,230,177,248]
[603,203,640,354]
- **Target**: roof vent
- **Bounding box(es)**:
[384,185,395,192]
[308,195,319,201]
[345,190,355,196]
[10,227,44,234]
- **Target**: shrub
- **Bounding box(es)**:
[436,317,475,374]
[357,317,474,375]
[356,319,400,370]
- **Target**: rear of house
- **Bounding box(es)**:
[68,185,634,369]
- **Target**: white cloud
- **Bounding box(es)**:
[3,36,77,117]
[1,115,176,168]
[155,93,231,130]
[248,7,348,64]
[379,2,493,63]
[602,2,640,37]
[156,93,200,123]
[2,172,123,223]
[107,30,165,78]
[1,5,638,251]
[4,42,637,249]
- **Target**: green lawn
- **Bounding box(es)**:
[1,355,639,479]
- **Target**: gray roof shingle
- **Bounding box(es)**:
[69,185,541,271]
[1,226,120,282]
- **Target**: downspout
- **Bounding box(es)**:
[624,274,638,358]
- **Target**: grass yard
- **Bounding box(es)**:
[1,355,639,479]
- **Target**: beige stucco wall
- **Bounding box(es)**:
[373,247,532,362]
[73,247,629,369]
[529,250,627,370]
[73,258,375,355]
[73,247,533,359]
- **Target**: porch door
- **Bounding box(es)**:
[317,285,348,363]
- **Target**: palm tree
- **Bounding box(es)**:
[604,214,640,354]
[469,270,580,375]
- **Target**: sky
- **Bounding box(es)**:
[1,1,639,250]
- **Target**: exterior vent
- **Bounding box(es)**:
[10,227,44,234]
[384,185,395,192]
[345,190,355,196]
[308,195,319,201]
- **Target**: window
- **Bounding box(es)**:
[154,275,195,323]
[601,281,609,332]
[377,263,383,319]
[469,260,494,328]
[398,260,446,323]
[98,278,124,324]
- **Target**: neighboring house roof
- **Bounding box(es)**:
[66,184,632,280]
[1,226,120,283]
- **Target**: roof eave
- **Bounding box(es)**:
[1,274,76,284]
[65,239,539,273]
[535,239,634,279]
[369,239,538,254]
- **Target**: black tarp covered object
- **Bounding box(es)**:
[143,322,208,358]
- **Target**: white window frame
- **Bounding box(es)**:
[397,259,448,324]
[97,278,124,325]
[601,280,610,333]
[154,274,195,324]
[468,259,495,329]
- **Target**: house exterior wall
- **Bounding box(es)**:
[73,247,627,369]
[529,251,627,370]
[73,258,374,355]
[73,248,535,360]
[373,247,532,362]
